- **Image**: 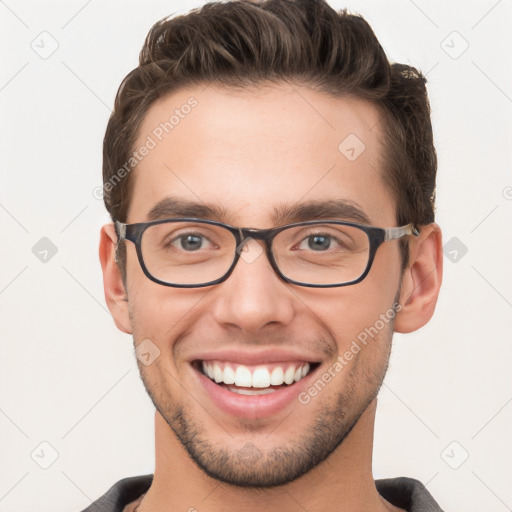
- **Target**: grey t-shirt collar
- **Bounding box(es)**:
[80,473,444,512]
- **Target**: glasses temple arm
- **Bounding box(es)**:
[384,223,420,241]
[114,220,127,240]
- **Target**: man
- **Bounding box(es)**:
[88,0,444,510]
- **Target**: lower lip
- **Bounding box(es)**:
[192,364,318,420]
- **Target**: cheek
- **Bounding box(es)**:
[127,278,210,358]
[342,244,402,330]
[301,278,397,338]
[292,273,399,369]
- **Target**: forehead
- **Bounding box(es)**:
[127,82,395,227]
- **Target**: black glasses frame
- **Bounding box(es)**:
[114,217,420,289]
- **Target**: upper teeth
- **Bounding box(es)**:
[201,361,311,388]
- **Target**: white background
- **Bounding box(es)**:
[1,1,511,511]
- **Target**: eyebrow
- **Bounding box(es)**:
[147,196,372,226]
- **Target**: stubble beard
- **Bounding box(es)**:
[130,283,401,488]
[136,328,393,488]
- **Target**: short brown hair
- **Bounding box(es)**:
[103,0,437,283]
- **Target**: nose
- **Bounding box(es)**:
[211,237,295,333]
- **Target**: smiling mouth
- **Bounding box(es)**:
[192,360,321,395]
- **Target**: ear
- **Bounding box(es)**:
[394,223,443,333]
[99,223,132,334]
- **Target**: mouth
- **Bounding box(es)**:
[191,359,321,396]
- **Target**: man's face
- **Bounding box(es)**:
[123,82,403,487]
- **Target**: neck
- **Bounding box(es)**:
[138,399,401,512]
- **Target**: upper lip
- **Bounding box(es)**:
[190,348,322,366]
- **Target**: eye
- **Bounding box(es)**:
[167,233,214,251]
[297,233,348,252]
[301,234,330,251]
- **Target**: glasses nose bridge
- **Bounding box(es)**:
[238,227,274,252]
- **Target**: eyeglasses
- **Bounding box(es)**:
[114,217,420,288]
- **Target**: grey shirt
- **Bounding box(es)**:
[79,473,445,511]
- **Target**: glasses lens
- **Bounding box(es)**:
[273,223,370,285]
[141,221,236,285]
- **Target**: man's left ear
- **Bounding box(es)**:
[394,223,443,333]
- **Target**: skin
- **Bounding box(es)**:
[99,81,443,512]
